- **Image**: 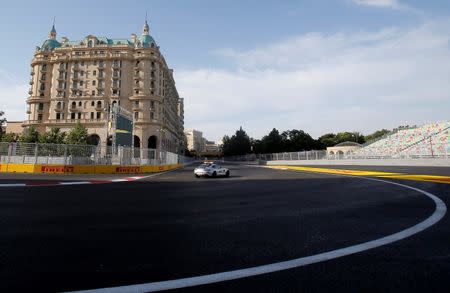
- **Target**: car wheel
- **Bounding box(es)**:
[225,170,230,177]
[195,174,200,178]
[212,172,217,178]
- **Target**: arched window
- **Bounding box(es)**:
[87,134,100,145]
[88,40,93,47]
[57,102,62,109]
[71,101,76,109]
[97,101,102,108]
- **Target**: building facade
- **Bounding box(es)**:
[184,129,205,153]
[25,21,184,153]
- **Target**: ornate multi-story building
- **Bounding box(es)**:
[25,20,184,153]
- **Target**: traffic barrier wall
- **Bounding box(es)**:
[0,163,183,174]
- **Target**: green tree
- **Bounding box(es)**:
[1,132,19,142]
[65,123,88,145]
[221,127,252,156]
[365,129,390,142]
[260,128,284,153]
[39,127,66,144]
[19,126,40,143]
[0,110,6,140]
[318,133,336,147]
[282,129,319,151]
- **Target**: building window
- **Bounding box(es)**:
[40,83,45,91]
[112,89,118,95]
[37,114,43,121]
[91,112,94,119]
[134,101,139,107]
[150,101,155,108]
[150,112,154,120]
[97,101,102,108]
[96,112,101,119]
[71,113,75,120]
[93,70,96,76]
[78,101,82,107]
[56,113,61,120]
[92,80,96,86]
[91,101,95,106]
[94,61,97,66]
[77,113,81,119]
[38,103,44,110]
[41,64,47,71]
[57,102,62,109]
[134,112,139,120]
[88,40,93,47]
[91,90,95,96]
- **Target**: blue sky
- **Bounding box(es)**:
[1,0,450,141]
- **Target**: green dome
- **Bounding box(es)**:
[139,34,156,48]
[42,39,61,51]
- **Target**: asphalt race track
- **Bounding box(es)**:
[1,164,450,293]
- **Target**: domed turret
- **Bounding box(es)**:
[139,16,157,48]
[41,20,61,51]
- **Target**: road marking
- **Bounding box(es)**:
[269,165,450,184]
[62,176,447,293]
[0,167,183,188]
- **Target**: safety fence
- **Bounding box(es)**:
[225,145,450,162]
[0,142,190,166]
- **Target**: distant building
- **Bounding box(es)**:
[327,141,362,157]
[24,20,184,153]
[204,140,220,154]
[5,121,23,135]
[184,129,205,152]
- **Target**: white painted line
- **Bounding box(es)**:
[59,181,91,186]
[110,179,128,182]
[62,176,447,293]
[0,183,27,187]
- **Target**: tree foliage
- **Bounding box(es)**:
[64,123,88,145]
[19,126,39,143]
[0,110,6,139]
[39,127,66,144]
[365,129,390,142]
[221,127,252,156]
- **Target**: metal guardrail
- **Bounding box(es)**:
[0,142,190,166]
[224,144,450,162]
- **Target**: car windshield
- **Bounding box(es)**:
[198,164,211,168]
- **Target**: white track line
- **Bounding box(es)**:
[0,167,183,188]
[62,176,447,293]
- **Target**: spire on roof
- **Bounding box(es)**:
[49,17,57,39]
[142,13,150,35]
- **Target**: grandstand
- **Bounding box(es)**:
[355,121,450,158]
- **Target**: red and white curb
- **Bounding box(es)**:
[0,170,177,188]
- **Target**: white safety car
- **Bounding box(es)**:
[194,162,230,178]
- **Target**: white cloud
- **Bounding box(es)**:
[352,0,404,9]
[0,71,27,123]
[176,21,450,141]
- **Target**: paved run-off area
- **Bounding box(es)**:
[0,164,449,292]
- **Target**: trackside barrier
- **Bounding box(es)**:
[0,163,183,174]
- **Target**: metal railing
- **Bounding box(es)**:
[0,142,189,166]
[224,142,450,162]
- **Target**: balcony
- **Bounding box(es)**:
[112,74,120,79]
[72,66,81,71]
[72,75,80,80]
[112,63,121,69]
[58,67,66,72]
[111,83,120,89]
[57,75,66,81]
[97,74,105,80]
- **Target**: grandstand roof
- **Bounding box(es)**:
[334,141,362,147]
